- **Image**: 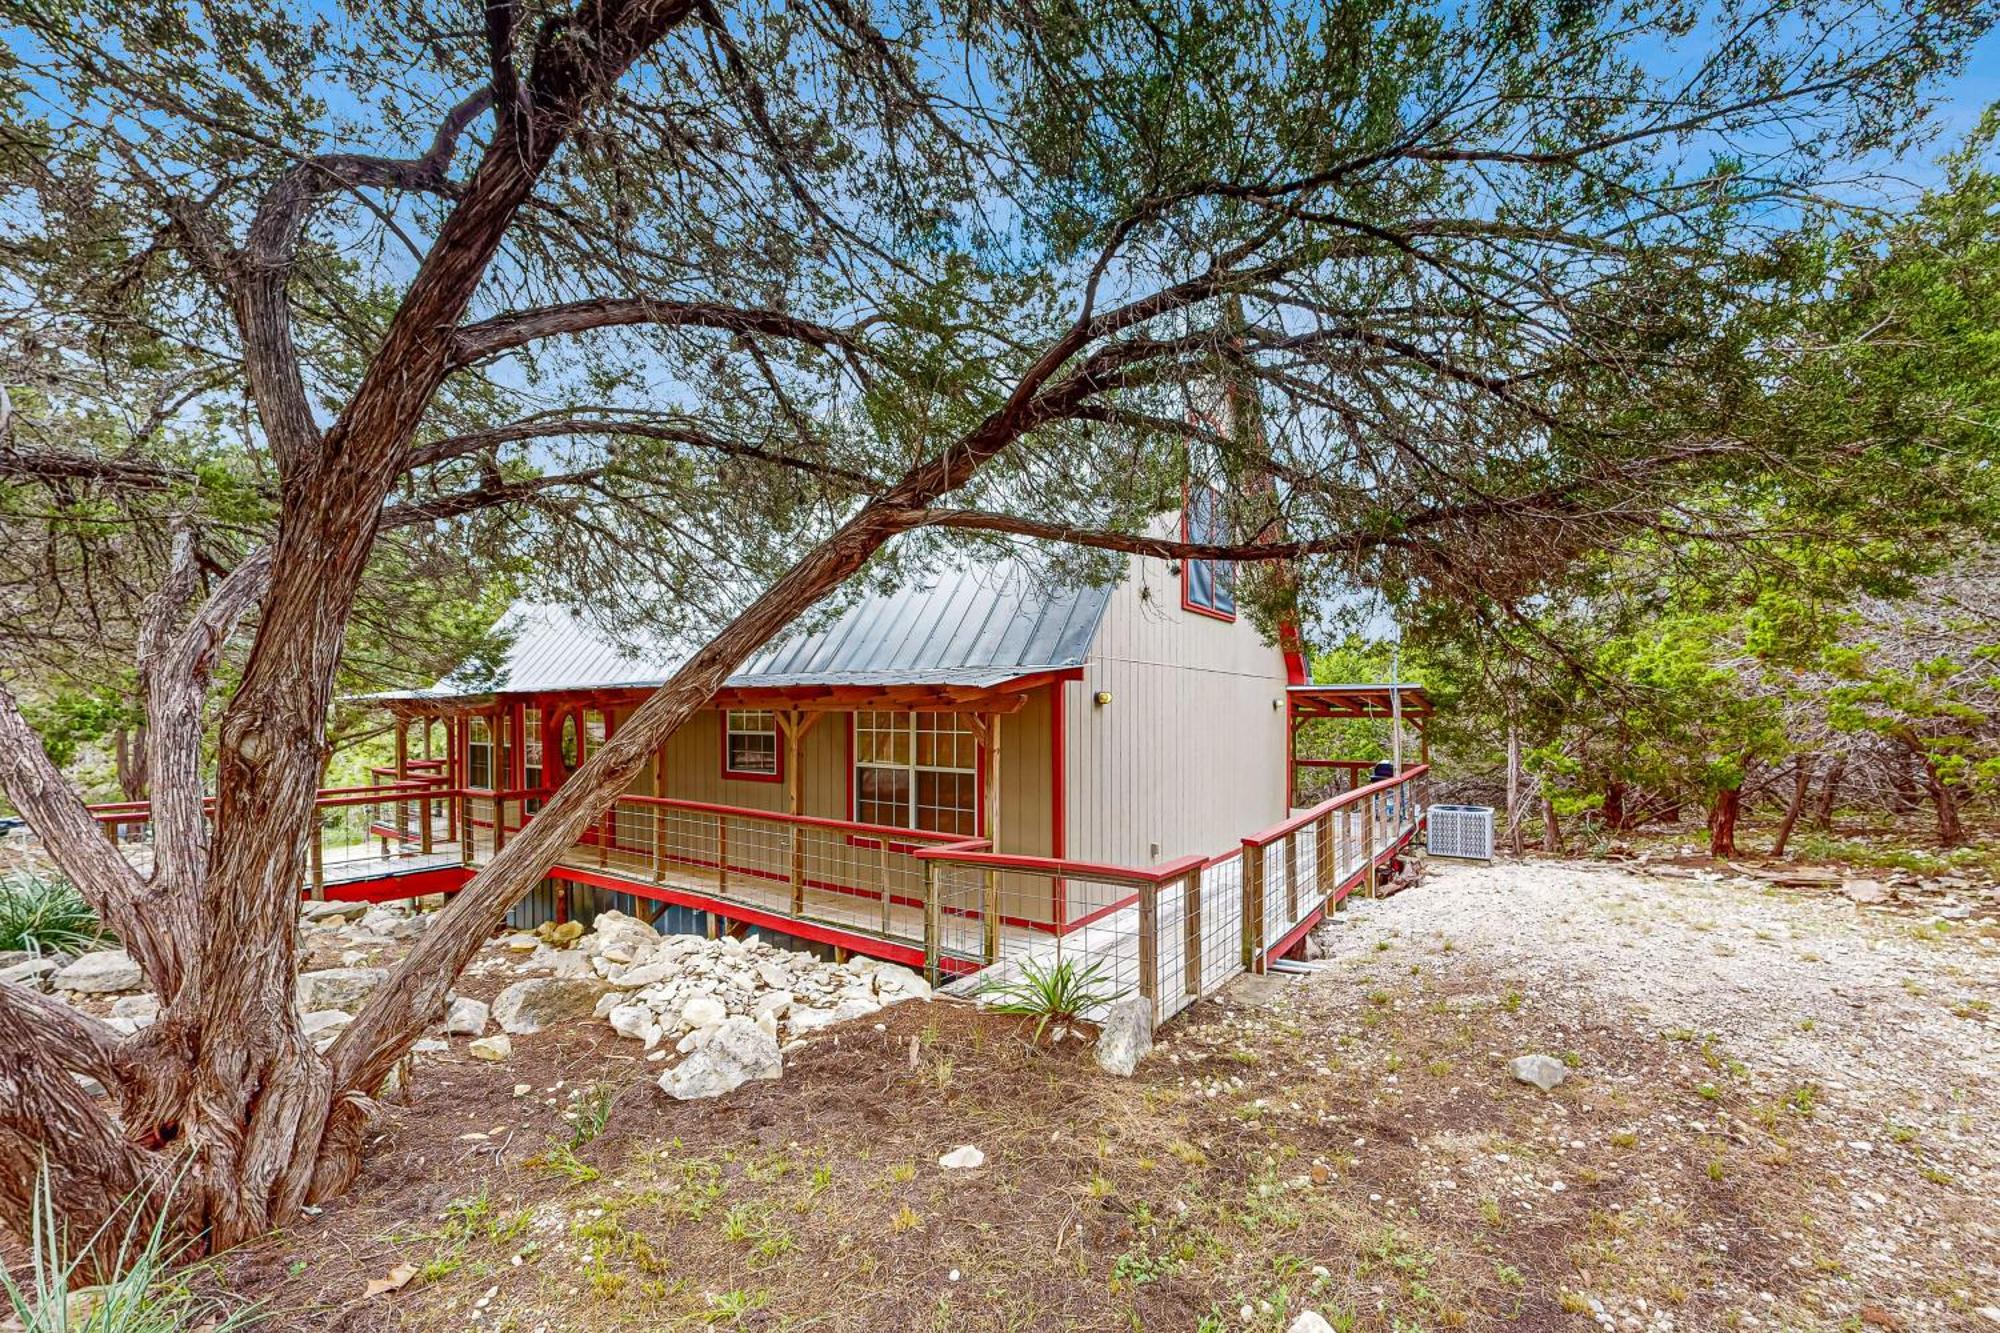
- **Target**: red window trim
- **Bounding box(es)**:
[1179,481,1237,623]
[719,707,784,783]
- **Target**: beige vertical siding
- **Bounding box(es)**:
[1062,543,1291,869]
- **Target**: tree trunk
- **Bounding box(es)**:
[1888,758,1921,813]
[1539,794,1562,853]
[1505,723,1523,856]
[1707,786,1741,858]
[1601,781,1625,833]
[1811,755,1845,832]
[113,724,148,801]
[1919,757,1966,847]
[1769,755,1814,859]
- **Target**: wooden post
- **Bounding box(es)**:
[1362,794,1378,898]
[922,857,941,985]
[982,713,1002,963]
[780,711,817,914]
[445,716,459,844]
[1315,811,1334,907]
[1240,841,1266,972]
[716,815,730,894]
[1182,867,1203,996]
[493,795,507,852]
[309,814,325,900]
[876,838,893,936]
[393,718,409,846]
[1284,829,1300,924]
[651,747,667,883]
[1136,878,1159,1023]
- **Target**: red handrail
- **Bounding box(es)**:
[607,792,977,845]
[1241,763,1429,849]
[912,838,1207,888]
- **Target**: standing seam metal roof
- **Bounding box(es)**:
[417,559,1114,699]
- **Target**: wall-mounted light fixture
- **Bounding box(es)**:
[1094,690,1113,707]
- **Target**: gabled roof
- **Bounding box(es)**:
[400,560,1114,701]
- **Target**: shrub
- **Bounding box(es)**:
[0,868,103,955]
[975,956,1124,1041]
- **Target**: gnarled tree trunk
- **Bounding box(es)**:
[1707,786,1741,858]
[1769,754,1814,859]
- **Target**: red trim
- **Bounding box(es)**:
[719,707,785,783]
[306,864,473,904]
[1265,905,1325,962]
[1179,481,1238,623]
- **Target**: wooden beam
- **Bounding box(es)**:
[982,713,1002,962]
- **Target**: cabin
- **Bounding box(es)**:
[91,508,1434,1020]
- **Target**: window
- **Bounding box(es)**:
[466,716,494,790]
[557,711,580,769]
[1181,483,1236,619]
[522,709,544,814]
[584,708,607,757]
[723,709,780,779]
[854,711,979,835]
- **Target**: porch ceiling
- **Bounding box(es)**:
[1288,683,1433,721]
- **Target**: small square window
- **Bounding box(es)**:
[723,709,780,778]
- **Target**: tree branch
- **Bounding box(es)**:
[448,297,861,368]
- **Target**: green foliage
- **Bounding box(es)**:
[0,1170,258,1332]
[0,868,104,955]
[976,957,1125,1042]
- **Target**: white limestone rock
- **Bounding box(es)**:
[492,977,611,1034]
[581,909,663,960]
[467,1034,512,1061]
[609,1003,664,1048]
[1289,1315,1338,1333]
[752,989,795,1019]
[52,950,143,994]
[111,993,160,1023]
[680,994,727,1029]
[1508,1053,1567,1092]
[1094,995,1154,1078]
[300,1009,353,1037]
[658,1017,782,1100]
[445,995,490,1037]
[937,1144,985,1170]
[294,967,389,1012]
[0,956,59,989]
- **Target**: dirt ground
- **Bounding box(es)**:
[204,858,2000,1332]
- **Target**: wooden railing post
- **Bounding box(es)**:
[597,805,609,867]
[1284,830,1300,924]
[716,815,729,893]
[922,858,941,985]
[310,815,326,900]
[1182,867,1203,997]
[458,793,472,867]
[419,789,433,854]
[877,840,893,935]
[1362,794,1378,897]
[1315,811,1334,908]
[1137,878,1159,1023]
[494,797,507,853]
[1240,841,1266,973]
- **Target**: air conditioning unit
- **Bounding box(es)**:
[1426,804,1494,861]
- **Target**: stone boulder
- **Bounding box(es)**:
[0,956,59,989]
[445,995,490,1037]
[1508,1053,1567,1092]
[658,1016,782,1100]
[492,976,610,1034]
[1094,995,1154,1077]
[52,950,143,994]
[467,1034,512,1061]
[295,967,389,1013]
[581,909,662,960]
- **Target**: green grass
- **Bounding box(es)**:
[1,1169,258,1332]
[0,868,104,955]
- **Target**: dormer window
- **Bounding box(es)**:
[1181,483,1236,620]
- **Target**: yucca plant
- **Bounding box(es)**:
[975,956,1125,1042]
[0,868,103,955]
[0,1167,259,1332]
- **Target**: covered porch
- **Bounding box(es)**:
[1286,682,1433,808]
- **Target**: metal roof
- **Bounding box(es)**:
[405,560,1114,700]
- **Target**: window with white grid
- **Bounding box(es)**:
[853,711,978,834]
[723,709,779,777]
[522,709,544,813]
[467,716,494,790]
